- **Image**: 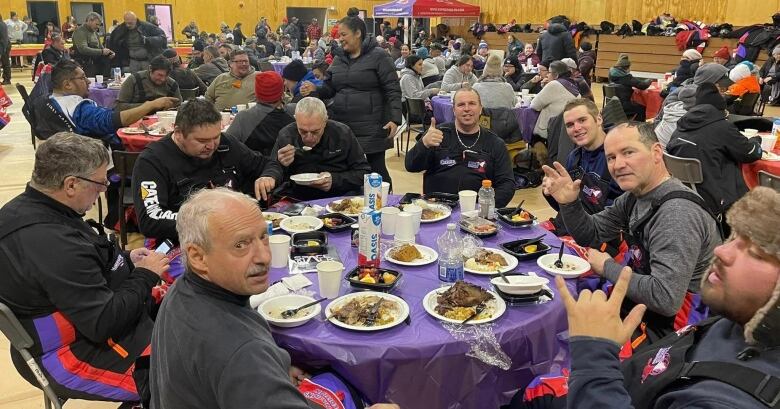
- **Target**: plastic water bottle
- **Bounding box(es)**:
[437,223,464,286]
[113,67,121,82]
[478,179,496,220]
[773,118,780,139]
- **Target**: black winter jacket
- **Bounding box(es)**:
[666,104,763,214]
[317,36,402,154]
[578,50,596,85]
[106,21,167,68]
[537,23,577,66]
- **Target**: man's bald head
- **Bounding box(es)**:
[124,11,138,29]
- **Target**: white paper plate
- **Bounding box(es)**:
[263,212,289,231]
[290,173,325,185]
[536,253,591,278]
[762,151,780,161]
[120,127,146,134]
[384,244,439,266]
[401,202,452,223]
[147,129,169,136]
[326,292,409,331]
[325,197,364,217]
[279,215,323,234]
[463,248,519,275]
[422,286,506,325]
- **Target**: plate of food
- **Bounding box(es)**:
[345,266,402,292]
[279,215,323,234]
[147,129,169,137]
[401,201,451,223]
[325,292,409,331]
[459,216,499,237]
[536,253,591,278]
[290,173,325,186]
[318,213,356,233]
[263,212,288,231]
[762,151,780,161]
[500,238,552,261]
[423,281,506,325]
[463,248,518,275]
[384,243,439,266]
[496,208,536,227]
[326,197,364,216]
[120,127,146,134]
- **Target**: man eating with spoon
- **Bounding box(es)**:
[267,97,372,200]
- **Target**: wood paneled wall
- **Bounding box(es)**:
[0,0,776,39]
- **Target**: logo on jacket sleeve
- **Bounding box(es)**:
[141,181,177,220]
[641,347,671,383]
[581,185,603,205]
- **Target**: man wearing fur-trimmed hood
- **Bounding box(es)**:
[527,187,780,409]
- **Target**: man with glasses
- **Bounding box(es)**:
[205,49,257,111]
[35,60,178,148]
[115,55,182,112]
[72,12,114,77]
[269,97,371,200]
[0,132,169,405]
[132,98,281,281]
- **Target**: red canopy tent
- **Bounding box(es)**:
[373,0,480,18]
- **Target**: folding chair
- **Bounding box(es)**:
[758,170,780,191]
[663,152,703,192]
[179,87,199,101]
[112,151,141,249]
[602,83,620,109]
[398,98,426,156]
[0,301,63,409]
[15,83,41,149]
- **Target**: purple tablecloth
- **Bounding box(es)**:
[271,61,288,75]
[88,86,120,108]
[431,96,540,143]
[268,196,573,409]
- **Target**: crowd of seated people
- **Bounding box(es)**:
[4,10,779,409]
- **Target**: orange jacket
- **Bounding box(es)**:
[727,76,760,98]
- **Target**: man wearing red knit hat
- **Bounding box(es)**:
[224,71,294,156]
[713,46,735,69]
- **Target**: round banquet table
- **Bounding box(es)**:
[742,147,780,189]
[268,196,574,409]
[89,85,121,108]
[631,83,663,120]
[431,96,539,143]
[116,117,163,152]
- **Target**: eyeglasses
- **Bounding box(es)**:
[231,60,250,64]
[70,75,88,82]
[71,175,110,189]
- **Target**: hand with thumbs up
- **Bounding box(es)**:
[422,117,444,148]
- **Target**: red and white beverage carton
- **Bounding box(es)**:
[364,173,383,210]
[358,207,382,267]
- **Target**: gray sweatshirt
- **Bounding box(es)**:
[441,65,478,92]
[399,67,436,102]
[472,78,517,109]
[560,178,720,316]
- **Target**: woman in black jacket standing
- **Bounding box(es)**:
[301,8,402,186]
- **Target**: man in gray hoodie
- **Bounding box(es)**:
[655,63,733,147]
[543,122,720,343]
[193,45,228,85]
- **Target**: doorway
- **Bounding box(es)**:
[145,4,173,42]
[26,1,58,43]
[285,7,326,46]
[71,3,105,36]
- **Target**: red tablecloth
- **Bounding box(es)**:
[742,148,780,189]
[631,85,663,120]
[117,117,162,152]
